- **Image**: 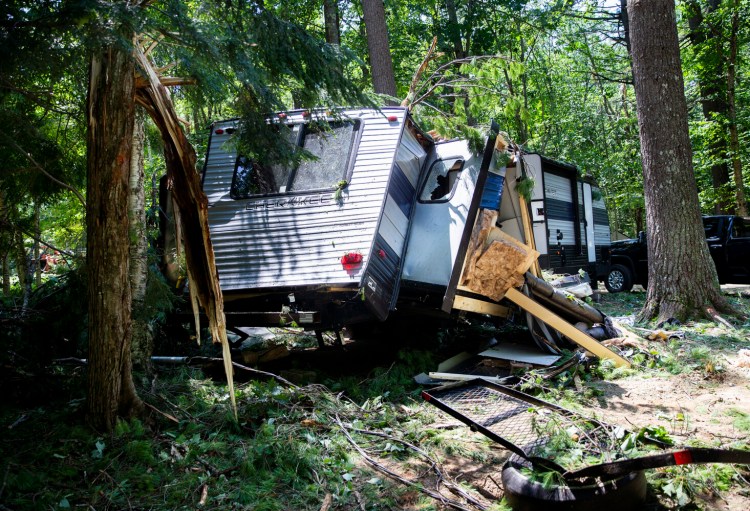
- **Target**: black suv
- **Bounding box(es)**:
[604,215,750,292]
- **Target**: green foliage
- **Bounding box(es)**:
[515,176,536,202]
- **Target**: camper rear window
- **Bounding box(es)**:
[419,158,465,202]
[231,120,360,199]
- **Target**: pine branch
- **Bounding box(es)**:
[0,130,86,208]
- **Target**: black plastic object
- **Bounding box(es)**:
[501,457,647,511]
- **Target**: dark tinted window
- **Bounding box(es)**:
[732,218,748,238]
[703,218,723,238]
[419,158,465,202]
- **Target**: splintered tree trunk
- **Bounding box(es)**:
[86,39,144,432]
[627,0,731,323]
[129,110,153,373]
[361,0,397,100]
[134,45,236,416]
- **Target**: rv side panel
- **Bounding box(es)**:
[401,140,483,288]
[202,109,408,293]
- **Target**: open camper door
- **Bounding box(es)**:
[438,129,500,312]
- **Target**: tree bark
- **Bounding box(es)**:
[33,203,41,287]
[86,38,144,432]
[323,0,340,45]
[627,0,731,323]
[15,230,30,312]
[726,0,747,216]
[361,0,397,101]
[129,109,153,373]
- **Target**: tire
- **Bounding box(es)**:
[501,458,647,511]
[605,264,633,293]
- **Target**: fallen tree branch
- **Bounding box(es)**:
[334,415,487,511]
[706,307,736,330]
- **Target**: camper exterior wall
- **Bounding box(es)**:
[401,139,483,287]
[201,108,408,295]
[521,153,611,280]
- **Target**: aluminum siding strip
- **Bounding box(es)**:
[379,200,408,255]
[202,108,407,292]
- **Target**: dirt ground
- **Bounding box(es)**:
[582,351,750,510]
[408,292,750,510]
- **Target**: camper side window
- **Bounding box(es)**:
[419,158,465,202]
[231,120,360,198]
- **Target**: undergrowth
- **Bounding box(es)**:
[2,289,749,510]
[1,354,507,511]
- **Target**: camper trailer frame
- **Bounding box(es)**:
[176,107,610,332]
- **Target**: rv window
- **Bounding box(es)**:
[230,120,359,198]
[420,158,465,202]
[289,122,357,191]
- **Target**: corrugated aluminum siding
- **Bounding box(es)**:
[202,108,407,292]
[592,186,611,251]
[544,172,576,246]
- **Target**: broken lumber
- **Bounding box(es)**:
[525,272,604,325]
[459,215,539,301]
[505,287,631,367]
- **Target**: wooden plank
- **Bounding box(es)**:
[518,194,542,277]
[452,295,512,318]
[505,287,631,367]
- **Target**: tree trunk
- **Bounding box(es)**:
[627,0,731,323]
[323,0,340,45]
[86,38,144,432]
[129,109,153,373]
[361,0,397,101]
[15,230,30,312]
[686,0,731,214]
[726,0,747,216]
[1,252,8,296]
[33,203,41,287]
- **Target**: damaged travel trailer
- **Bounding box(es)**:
[174,106,618,359]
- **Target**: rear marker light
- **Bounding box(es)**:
[341,252,363,269]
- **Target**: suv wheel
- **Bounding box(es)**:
[605,264,633,293]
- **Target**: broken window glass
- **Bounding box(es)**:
[420,158,465,202]
[290,122,357,191]
[231,120,359,198]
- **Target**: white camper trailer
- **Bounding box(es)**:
[511,155,611,279]
[187,107,611,336]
